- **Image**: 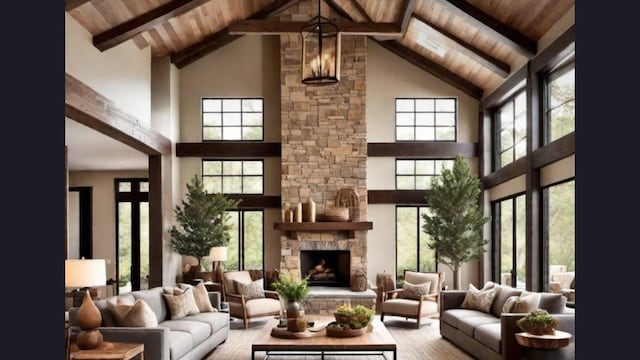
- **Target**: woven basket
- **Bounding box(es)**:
[350,270,367,292]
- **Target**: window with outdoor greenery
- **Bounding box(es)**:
[544,179,575,274]
[202,98,263,140]
[493,194,526,289]
[545,62,575,143]
[225,210,264,271]
[202,160,263,194]
[396,159,454,190]
[396,206,437,284]
[496,91,526,169]
[395,98,457,141]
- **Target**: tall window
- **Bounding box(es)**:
[545,63,575,143]
[496,91,526,169]
[202,160,263,194]
[544,179,575,275]
[396,159,454,190]
[493,194,526,289]
[202,98,263,140]
[395,98,457,141]
[225,210,264,271]
[396,206,437,283]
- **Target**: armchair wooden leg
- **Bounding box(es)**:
[416,317,421,329]
[244,318,249,329]
[380,314,384,322]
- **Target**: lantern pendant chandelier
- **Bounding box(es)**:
[300,0,341,85]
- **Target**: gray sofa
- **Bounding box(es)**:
[439,285,575,360]
[70,285,229,360]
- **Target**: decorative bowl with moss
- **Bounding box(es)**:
[516,309,560,335]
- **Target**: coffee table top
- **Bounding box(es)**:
[252,316,397,351]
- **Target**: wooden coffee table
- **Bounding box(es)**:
[251,316,397,360]
[70,341,144,360]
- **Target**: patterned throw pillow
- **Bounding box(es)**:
[461,284,497,313]
[164,287,200,316]
[401,281,432,300]
[235,278,265,300]
[162,287,200,319]
[108,299,158,327]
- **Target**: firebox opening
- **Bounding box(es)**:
[300,250,350,287]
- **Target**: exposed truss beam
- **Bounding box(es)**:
[373,39,483,100]
[398,0,417,33]
[65,0,91,11]
[412,13,510,78]
[65,73,171,156]
[436,0,536,58]
[92,0,208,51]
[349,0,372,21]
[228,20,402,35]
[171,0,301,68]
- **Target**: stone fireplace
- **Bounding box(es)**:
[278,0,368,286]
[300,250,350,287]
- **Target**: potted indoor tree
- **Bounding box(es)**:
[422,154,490,289]
[169,174,239,282]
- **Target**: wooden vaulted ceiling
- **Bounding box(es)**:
[66,0,574,100]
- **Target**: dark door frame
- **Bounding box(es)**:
[68,186,93,259]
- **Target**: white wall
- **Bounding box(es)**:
[366,40,481,288]
[65,12,151,126]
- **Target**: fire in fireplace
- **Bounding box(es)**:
[300,250,350,287]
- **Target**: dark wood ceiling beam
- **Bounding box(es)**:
[65,73,171,156]
[373,39,483,100]
[171,0,301,69]
[412,13,510,78]
[228,20,402,35]
[176,142,281,157]
[398,0,417,33]
[65,0,91,11]
[93,0,208,51]
[368,142,477,158]
[349,0,372,21]
[436,0,536,58]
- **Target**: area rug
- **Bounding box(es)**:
[205,315,473,360]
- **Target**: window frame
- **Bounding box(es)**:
[491,192,526,289]
[395,158,455,190]
[394,97,458,142]
[201,159,264,195]
[201,97,264,141]
[395,205,439,284]
[493,89,527,170]
[225,209,265,271]
[543,59,575,144]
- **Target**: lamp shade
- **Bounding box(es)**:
[65,259,107,288]
[209,246,228,262]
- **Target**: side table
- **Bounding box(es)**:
[515,331,573,360]
[70,341,144,360]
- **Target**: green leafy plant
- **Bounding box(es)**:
[422,154,490,289]
[517,309,559,335]
[333,304,374,329]
[168,174,240,266]
[271,271,310,302]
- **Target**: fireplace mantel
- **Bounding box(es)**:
[274,221,373,238]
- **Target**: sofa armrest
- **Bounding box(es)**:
[98,326,171,360]
[440,290,467,313]
[208,291,221,309]
[501,312,575,360]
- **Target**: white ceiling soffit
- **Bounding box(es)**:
[65,117,148,171]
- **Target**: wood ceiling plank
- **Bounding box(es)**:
[228,20,402,35]
[93,0,208,51]
[436,0,536,58]
[65,0,92,12]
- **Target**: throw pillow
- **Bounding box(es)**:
[401,281,432,300]
[235,278,265,300]
[502,295,520,313]
[193,282,218,313]
[511,292,542,313]
[108,299,158,327]
[461,284,497,313]
[163,287,200,316]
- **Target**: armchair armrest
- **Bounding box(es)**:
[264,290,279,300]
[384,289,403,300]
[226,293,246,303]
[99,326,170,360]
[420,292,439,302]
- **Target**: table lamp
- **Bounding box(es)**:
[210,246,228,284]
[65,258,107,350]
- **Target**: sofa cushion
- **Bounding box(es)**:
[193,282,217,312]
[457,314,500,337]
[159,319,211,347]
[167,330,193,360]
[401,281,431,300]
[404,271,440,294]
[441,309,486,329]
[461,284,497,314]
[512,292,541,313]
[474,323,502,353]
[490,285,523,317]
[245,298,282,316]
[108,299,158,327]
[181,312,229,334]
[538,292,566,313]
[382,298,437,316]
[164,287,200,316]
[502,295,519,313]
[132,287,167,323]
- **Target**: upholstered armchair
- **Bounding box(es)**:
[380,270,445,328]
[221,270,282,329]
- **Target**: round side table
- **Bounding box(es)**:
[515,331,573,360]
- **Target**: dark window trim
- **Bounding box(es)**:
[395,205,439,284]
[491,192,526,287]
[201,159,265,195]
[494,89,527,171]
[227,209,265,271]
[201,97,264,141]
[395,158,455,190]
[543,60,575,145]
[394,97,458,142]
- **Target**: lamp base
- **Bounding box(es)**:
[215,262,225,284]
[76,329,103,350]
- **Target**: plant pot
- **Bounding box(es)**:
[286,300,306,332]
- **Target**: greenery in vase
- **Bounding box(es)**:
[517,309,559,335]
[333,304,374,329]
[421,154,490,289]
[271,271,310,302]
[168,174,240,266]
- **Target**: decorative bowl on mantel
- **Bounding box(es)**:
[322,207,349,222]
